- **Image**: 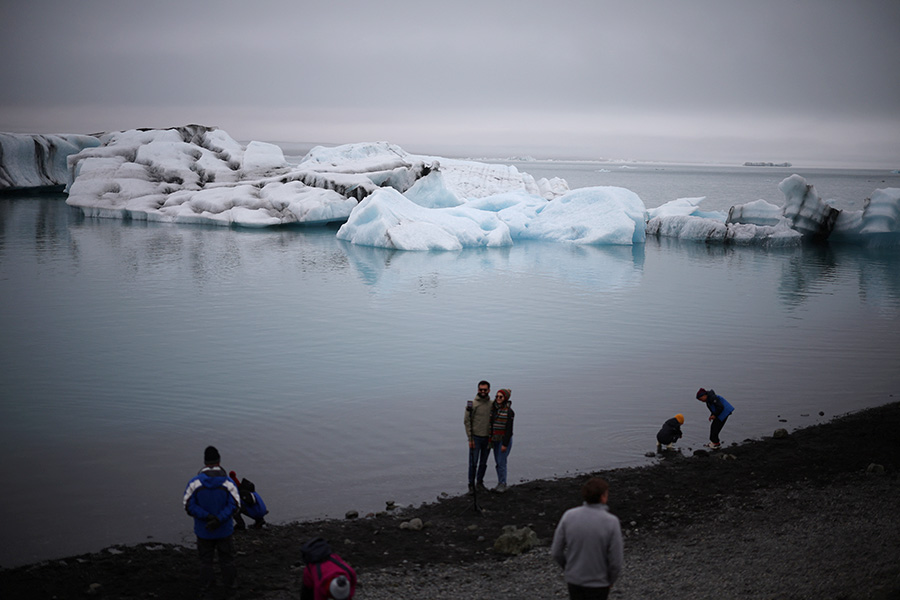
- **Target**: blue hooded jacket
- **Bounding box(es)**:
[183,466,241,539]
[705,391,735,422]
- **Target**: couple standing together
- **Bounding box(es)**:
[465,380,514,494]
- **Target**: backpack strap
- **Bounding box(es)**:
[327,555,355,585]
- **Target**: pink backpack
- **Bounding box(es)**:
[300,538,357,600]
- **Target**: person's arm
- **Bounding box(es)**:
[300,568,314,600]
[503,408,515,449]
[217,480,241,522]
[183,480,209,518]
[550,514,567,568]
[464,401,474,446]
[607,522,624,585]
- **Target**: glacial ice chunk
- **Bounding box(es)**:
[0,132,100,190]
[779,174,840,240]
[66,126,358,227]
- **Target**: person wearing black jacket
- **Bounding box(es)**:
[489,388,515,493]
[656,414,684,451]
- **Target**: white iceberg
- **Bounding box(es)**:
[726,199,786,227]
[649,175,900,246]
[337,168,646,251]
[778,174,841,240]
[833,187,900,241]
[0,132,100,190]
[6,125,898,249]
[58,130,567,229]
[65,125,358,227]
[648,194,801,246]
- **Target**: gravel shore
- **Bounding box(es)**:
[358,476,900,599]
[3,401,898,599]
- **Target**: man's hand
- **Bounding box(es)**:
[468,440,474,449]
[205,515,220,531]
[709,415,714,421]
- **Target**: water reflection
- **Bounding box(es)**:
[648,235,900,315]
[341,240,645,295]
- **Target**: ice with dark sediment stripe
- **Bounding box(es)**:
[652,174,900,245]
[778,174,841,240]
[0,132,100,190]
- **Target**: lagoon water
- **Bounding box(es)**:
[1,161,899,567]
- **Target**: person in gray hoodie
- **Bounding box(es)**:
[551,477,624,600]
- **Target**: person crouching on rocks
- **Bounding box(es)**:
[228,471,269,530]
[490,388,515,493]
[697,387,734,449]
[656,413,684,451]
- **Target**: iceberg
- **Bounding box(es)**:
[50,128,568,229]
[832,187,900,242]
[0,132,100,190]
[5,124,898,249]
[65,125,359,227]
[647,194,801,246]
[778,174,840,241]
[650,174,900,246]
[336,168,646,251]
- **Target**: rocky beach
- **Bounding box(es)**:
[2,401,898,600]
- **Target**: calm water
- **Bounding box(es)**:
[1,164,899,567]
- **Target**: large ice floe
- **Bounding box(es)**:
[648,174,900,247]
[3,125,900,250]
[59,125,573,233]
[0,132,100,190]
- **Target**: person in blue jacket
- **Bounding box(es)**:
[229,470,269,530]
[183,446,241,595]
[697,388,734,449]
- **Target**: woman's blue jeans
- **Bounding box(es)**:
[492,437,513,485]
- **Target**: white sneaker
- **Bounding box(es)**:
[707,442,722,449]
[494,483,507,493]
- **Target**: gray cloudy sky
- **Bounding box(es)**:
[2,0,899,167]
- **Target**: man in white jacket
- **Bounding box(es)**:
[551,477,624,600]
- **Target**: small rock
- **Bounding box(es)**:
[86,583,102,596]
[773,428,789,439]
[345,510,359,520]
[407,518,423,531]
[867,463,885,475]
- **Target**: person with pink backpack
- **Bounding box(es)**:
[299,537,357,600]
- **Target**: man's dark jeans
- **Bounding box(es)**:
[567,583,610,600]
[468,435,490,485]
[197,535,236,589]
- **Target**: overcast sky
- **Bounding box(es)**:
[2,0,899,167]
